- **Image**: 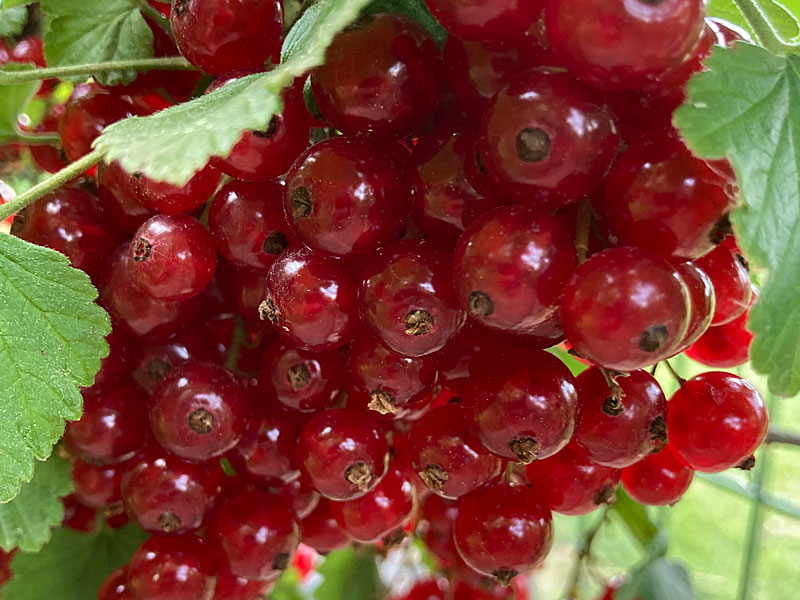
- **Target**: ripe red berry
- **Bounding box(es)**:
[278,474,321,520]
[128,534,217,600]
[213,560,274,600]
[130,331,217,394]
[97,161,156,234]
[227,409,303,486]
[93,327,133,393]
[453,482,553,585]
[621,445,694,506]
[686,303,754,367]
[425,0,544,45]
[694,245,753,326]
[311,13,443,139]
[62,493,98,532]
[136,165,221,215]
[401,578,450,600]
[300,499,350,554]
[72,460,124,508]
[667,372,768,473]
[421,494,459,569]
[59,92,141,160]
[674,262,716,352]
[98,567,136,600]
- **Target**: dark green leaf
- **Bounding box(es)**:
[314,547,384,600]
[615,558,695,600]
[270,568,306,600]
[363,0,447,44]
[0,453,72,552]
[3,524,148,600]
[0,64,38,145]
[0,5,27,37]
[611,489,666,556]
[674,44,800,397]
[0,234,110,502]
[40,0,154,86]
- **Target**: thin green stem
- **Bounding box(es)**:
[0,56,195,84]
[139,1,172,37]
[0,150,103,222]
[564,509,609,600]
[732,0,800,54]
[12,130,61,146]
[663,360,686,386]
[224,317,248,372]
[575,197,592,264]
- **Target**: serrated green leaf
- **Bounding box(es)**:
[40,0,153,86]
[95,0,372,186]
[616,558,695,600]
[3,524,148,600]
[0,234,110,502]
[314,548,384,600]
[270,568,306,600]
[0,6,28,37]
[364,0,447,44]
[0,453,72,552]
[0,64,38,145]
[674,44,800,397]
[611,489,666,557]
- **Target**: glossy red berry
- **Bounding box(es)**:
[621,445,694,506]
[227,410,303,486]
[674,262,716,352]
[311,13,443,139]
[130,214,218,302]
[72,460,124,508]
[300,499,350,554]
[401,578,450,600]
[481,69,619,208]
[525,443,620,515]
[694,245,752,325]
[686,303,754,367]
[209,180,292,271]
[453,206,577,334]
[136,165,221,215]
[278,474,321,520]
[545,0,706,90]
[421,494,459,569]
[93,326,133,392]
[425,0,544,45]
[453,482,553,584]
[213,560,274,600]
[210,489,301,581]
[408,403,502,499]
[667,372,768,473]
[128,534,217,600]
[98,567,136,600]
[121,445,224,534]
[149,362,249,462]
[130,332,216,394]
[297,408,390,501]
[62,493,98,532]
[264,247,358,352]
[170,0,283,75]
[59,92,141,160]
[29,115,69,174]
[284,137,407,256]
[96,161,156,234]
[561,247,691,370]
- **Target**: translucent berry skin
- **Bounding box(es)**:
[137,165,221,215]
[209,180,292,271]
[98,567,136,600]
[573,367,667,468]
[480,69,620,208]
[72,460,124,508]
[408,403,502,499]
[467,349,577,463]
[62,493,98,533]
[360,240,466,357]
[311,13,443,139]
[149,362,249,462]
[545,0,706,91]
[92,326,132,394]
[621,445,694,506]
[265,247,358,352]
[210,490,301,581]
[674,262,716,352]
[560,247,691,370]
[213,561,274,600]
[401,578,450,600]
[128,534,217,600]
[284,137,407,256]
[425,0,544,45]
[278,474,321,520]
[131,332,217,394]
[297,408,390,501]
[694,246,752,326]
[170,0,283,75]
[421,494,459,569]
[121,445,224,534]
[97,161,156,234]
[130,214,218,302]
[667,372,768,473]
[329,464,417,543]
[525,443,620,515]
[686,306,754,368]
[59,92,141,160]
[349,333,439,417]
[453,206,577,334]
[301,499,350,554]
[227,410,302,486]
[64,382,148,465]
[603,132,736,260]
[453,483,553,584]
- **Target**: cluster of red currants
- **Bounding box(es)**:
[3,1,772,599]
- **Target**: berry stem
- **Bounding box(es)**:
[0,149,103,223]
[731,0,800,54]
[663,360,686,386]
[0,56,196,84]
[224,316,248,372]
[11,130,62,146]
[563,508,609,600]
[139,0,172,37]
[575,197,592,263]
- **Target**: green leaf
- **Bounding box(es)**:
[0,64,38,145]
[0,5,27,37]
[3,524,148,600]
[674,43,800,397]
[363,0,447,44]
[40,0,154,86]
[615,558,695,600]
[313,547,384,600]
[96,0,372,186]
[0,453,72,553]
[0,1,33,9]
[611,489,666,557]
[0,234,110,502]
[270,568,306,600]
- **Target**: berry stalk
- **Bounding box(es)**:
[0,56,195,85]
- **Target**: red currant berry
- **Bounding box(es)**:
[686,301,754,367]
[426,0,544,45]
[311,13,443,139]
[62,493,98,532]
[227,409,303,486]
[674,262,716,352]
[421,494,459,569]
[453,482,553,584]
[300,499,350,554]
[210,489,301,581]
[59,92,142,161]
[297,408,390,501]
[72,460,124,508]
[97,161,156,234]
[545,0,706,91]
[409,403,502,499]
[93,326,133,392]
[149,361,249,462]
[561,247,691,370]
[621,444,694,506]
[170,0,283,75]
[130,331,216,394]
[98,566,136,600]
[209,180,292,271]
[709,17,751,46]
[213,559,274,600]
[277,474,321,520]
[29,115,69,173]
[401,578,450,600]
[667,372,768,473]
[694,245,752,326]
[136,165,221,215]
[128,534,217,600]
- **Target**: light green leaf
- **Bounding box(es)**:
[95,0,372,186]
[0,5,27,37]
[0,64,38,145]
[674,43,800,397]
[270,568,306,600]
[0,234,110,502]
[364,0,447,44]
[314,547,384,600]
[0,1,33,9]
[616,558,695,600]
[40,0,153,86]
[3,524,148,600]
[0,453,72,552]
[611,489,667,557]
